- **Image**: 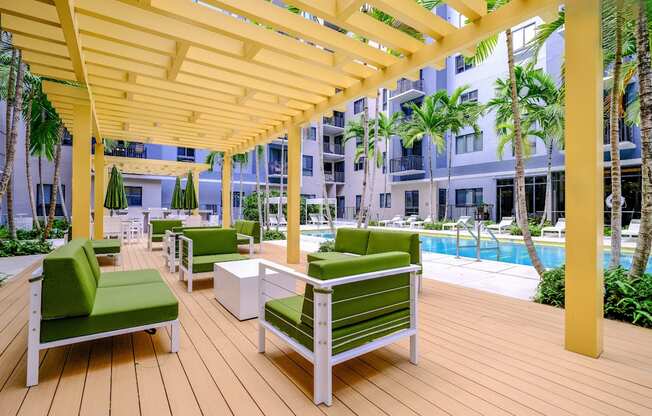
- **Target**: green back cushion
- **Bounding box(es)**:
[334,228,370,255]
[235,221,244,234]
[184,228,237,256]
[303,252,411,329]
[235,220,261,243]
[151,220,183,234]
[42,239,98,320]
[82,240,102,283]
[367,231,421,265]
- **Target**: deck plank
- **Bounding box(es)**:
[0,241,650,416]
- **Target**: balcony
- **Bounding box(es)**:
[324,171,345,183]
[102,142,147,159]
[268,161,288,177]
[323,111,345,134]
[389,78,425,104]
[603,119,636,151]
[389,155,425,176]
[322,142,345,161]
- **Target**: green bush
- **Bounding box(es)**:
[509,218,551,236]
[263,230,286,241]
[318,240,335,252]
[423,222,444,230]
[0,240,53,257]
[535,266,652,328]
[368,220,379,226]
[0,224,69,241]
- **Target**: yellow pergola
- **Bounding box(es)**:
[1,0,604,357]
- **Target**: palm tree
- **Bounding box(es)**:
[205,150,224,219]
[254,145,264,233]
[2,48,18,239]
[30,94,59,224]
[401,95,447,221]
[233,152,249,220]
[629,1,652,278]
[316,121,335,234]
[377,112,403,200]
[23,86,40,231]
[44,125,63,238]
[344,113,370,226]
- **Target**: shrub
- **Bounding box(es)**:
[509,218,550,236]
[318,240,335,252]
[368,220,379,226]
[0,240,53,257]
[423,222,444,230]
[535,265,652,328]
[263,230,286,241]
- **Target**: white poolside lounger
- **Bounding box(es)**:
[442,216,472,230]
[622,219,641,238]
[486,216,515,234]
[541,218,566,238]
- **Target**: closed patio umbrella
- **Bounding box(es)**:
[183,171,198,212]
[104,165,128,215]
[170,176,184,213]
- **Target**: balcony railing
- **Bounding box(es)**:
[101,143,147,159]
[268,161,288,176]
[390,79,424,98]
[323,112,345,128]
[323,142,344,155]
[603,119,635,145]
[177,155,195,162]
[389,155,424,173]
[324,171,345,183]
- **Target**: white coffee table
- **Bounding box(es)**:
[214,259,295,320]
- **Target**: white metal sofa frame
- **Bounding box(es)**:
[27,268,179,386]
[257,260,420,406]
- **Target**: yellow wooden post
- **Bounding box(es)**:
[565,0,604,358]
[222,156,232,228]
[93,141,105,239]
[193,170,200,215]
[72,103,92,239]
[286,126,301,264]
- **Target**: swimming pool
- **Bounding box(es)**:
[302,230,652,271]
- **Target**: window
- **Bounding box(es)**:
[233,191,243,208]
[382,88,388,111]
[302,155,313,176]
[455,188,483,206]
[36,184,66,216]
[455,132,483,154]
[460,89,478,103]
[306,127,317,140]
[353,98,365,114]
[455,55,475,74]
[354,156,365,171]
[382,151,387,173]
[512,23,536,51]
[177,147,195,162]
[355,195,362,213]
[379,193,391,208]
[405,190,419,216]
[125,186,143,206]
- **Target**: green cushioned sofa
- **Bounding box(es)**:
[27,239,179,387]
[234,220,261,254]
[258,252,420,406]
[179,228,248,292]
[164,226,222,272]
[148,219,183,251]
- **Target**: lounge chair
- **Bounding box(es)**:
[28,239,179,386]
[308,214,321,225]
[486,216,515,234]
[179,228,248,292]
[410,216,433,229]
[258,254,420,405]
[235,220,261,254]
[395,215,418,228]
[622,219,641,238]
[541,218,566,238]
[378,215,401,227]
[164,225,222,272]
[442,216,472,230]
[148,219,183,251]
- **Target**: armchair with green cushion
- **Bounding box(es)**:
[179,228,248,292]
[148,219,183,251]
[164,226,222,272]
[307,228,423,290]
[258,252,420,406]
[67,227,122,265]
[28,239,179,387]
[234,220,261,254]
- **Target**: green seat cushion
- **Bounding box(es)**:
[42,239,97,320]
[237,236,252,245]
[151,234,165,242]
[184,229,237,256]
[82,240,102,283]
[264,295,410,355]
[171,226,222,233]
[151,220,183,235]
[190,253,249,273]
[40,282,178,343]
[91,239,121,255]
[98,269,163,288]
[307,251,356,263]
[304,252,411,329]
[334,228,370,255]
[367,230,421,265]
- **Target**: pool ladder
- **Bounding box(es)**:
[455,221,501,261]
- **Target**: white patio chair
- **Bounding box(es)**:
[103,216,122,239]
[309,214,320,225]
[622,219,641,238]
[410,216,432,229]
[442,216,472,230]
[397,215,418,228]
[378,215,401,227]
[486,216,515,234]
[317,214,329,224]
[541,218,566,238]
[269,216,279,227]
[278,215,288,226]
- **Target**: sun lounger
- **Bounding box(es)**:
[541,218,566,238]
[378,215,401,227]
[486,216,515,234]
[622,219,641,238]
[442,216,472,230]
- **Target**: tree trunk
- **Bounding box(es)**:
[239,161,244,219]
[426,133,435,221]
[357,99,369,228]
[277,138,285,231]
[367,90,381,225]
[629,4,652,277]
[317,121,335,234]
[24,93,40,232]
[58,182,69,221]
[445,134,453,220]
[609,0,624,268]
[45,126,63,239]
[4,52,17,239]
[0,49,17,230]
[254,147,264,240]
[263,145,270,231]
[506,28,546,277]
[39,157,46,224]
[540,140,554,227]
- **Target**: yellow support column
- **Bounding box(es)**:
[565,0,604,358]
[72,103,92,239]
[222,156,232,228]
[286,125,301,264]
[93,141,105,239]
[193,170,200,215]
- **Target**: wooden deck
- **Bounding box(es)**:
[1,242,651,416]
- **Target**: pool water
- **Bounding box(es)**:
[302,231,652,272]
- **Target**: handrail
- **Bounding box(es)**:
[455,220,500,261]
